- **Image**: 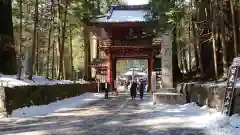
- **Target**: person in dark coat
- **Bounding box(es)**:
[130,80,137,99]
[139,80,144,100]
[104,80,109,99]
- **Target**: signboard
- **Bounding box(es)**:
[222,66,239,116]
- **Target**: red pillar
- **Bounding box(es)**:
[112,58,118,96]
[107,53,113,91]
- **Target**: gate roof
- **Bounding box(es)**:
[91,5,150,24]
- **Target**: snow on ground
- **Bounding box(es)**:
[11,92,104,117]
[147,103,240,135]
[0,74,88,87]
[2,86,240,135]
[199,112,240,135]
[134,97,240,135]
[11,96,240,135]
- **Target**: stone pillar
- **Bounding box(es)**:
[112,58,116,89]
[153,33,184,104]
[161,32,173,88]
[152,72,157,90]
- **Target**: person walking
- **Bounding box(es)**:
[104,80,109,99]
[139,80,144,100]
[130,80,137,99]
[125,80,130,91]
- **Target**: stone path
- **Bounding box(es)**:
[0,94,206,135]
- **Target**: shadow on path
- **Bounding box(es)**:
[0,93,207,135]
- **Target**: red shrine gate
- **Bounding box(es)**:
[90,5,161,93]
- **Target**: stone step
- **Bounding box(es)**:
[153,92,186,105]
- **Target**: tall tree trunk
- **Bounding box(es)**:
[28,0,38,80]
[60,1,68,79]
[195,24,204,76]
[211,0,218,80]
[220,0,228,78]
[83,20,91,81]
[184,51,189,74]
[176,21,184,74]
[52,39,55,79]
[230,0,238,56]
[195,3,204,77]
[46,0,54,79]
[97,0,100,13]
[0,0,16,75]
[172,27,182,85]
[69,24,73,80]
[178,47,183,73]
[17,0,23,79]
[191,0,199,74]
[35,32,39,75]
[192,21,199,71]
[188,20,192,73]
[57,0,62,79]
[96,0,100,60]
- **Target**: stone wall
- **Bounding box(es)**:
[177,82,240,115]
[0,83,97,116]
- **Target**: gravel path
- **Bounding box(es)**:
[0,94,206,135]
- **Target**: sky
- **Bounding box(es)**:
[125,0,149,5]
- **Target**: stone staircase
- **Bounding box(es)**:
[152,88,186,105]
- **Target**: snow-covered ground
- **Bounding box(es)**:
[10,92,104,117]
[0,74,88,87]
[152,103,240,135]
[0,92,240,134]
[1,74,240,134]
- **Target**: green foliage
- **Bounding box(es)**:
[148,0,187,33]
[11,0,122,77]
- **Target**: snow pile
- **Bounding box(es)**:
[154,102,202,114]
[197,112,237,135]
[191,105,240,135]
[0,75,88,87]
[186,104,240,135]
[229,114,240,128]
[151,103,240,135]
[11,92,104,117]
